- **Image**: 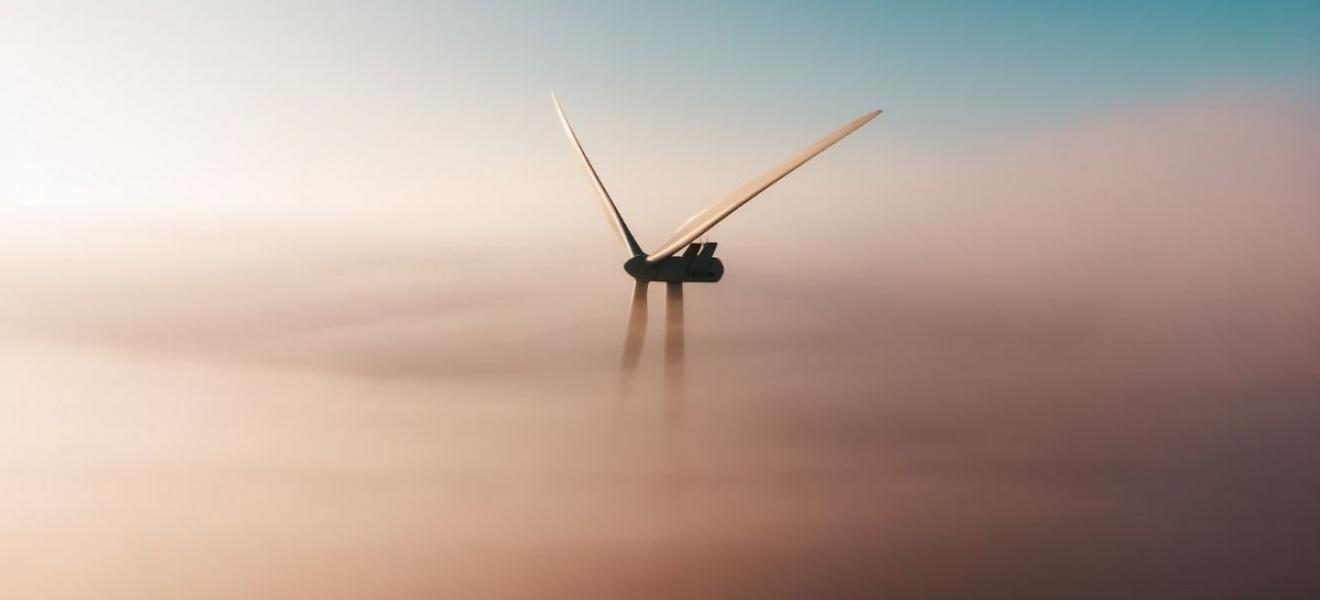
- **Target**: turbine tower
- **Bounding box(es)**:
[552,93,880,397]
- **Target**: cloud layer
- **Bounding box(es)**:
[2,91,1318,599]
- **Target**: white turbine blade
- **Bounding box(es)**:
[664,282,685,425]
[552,92,643,256]
[646,109,881,263]
[622,280,648,371]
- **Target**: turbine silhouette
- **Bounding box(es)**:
[552,93,880,404]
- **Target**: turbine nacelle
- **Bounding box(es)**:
[624,243,724,283]
[552,92,879,396]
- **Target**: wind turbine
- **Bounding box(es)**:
[552,93,880,393]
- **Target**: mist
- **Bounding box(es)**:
[2,89,1318,598]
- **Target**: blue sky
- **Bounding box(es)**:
[2,1,1317,230]
[369,1,1320,138]
[11,1,1317,140]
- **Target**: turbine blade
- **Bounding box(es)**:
[646,109,881,263]
[664,282,685,424]
[621,280,648,371]
[552,92,644,256]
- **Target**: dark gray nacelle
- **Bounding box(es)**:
[624,243,724,283]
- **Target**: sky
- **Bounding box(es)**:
[2,3,1319,599]
[2,1,1317,234]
